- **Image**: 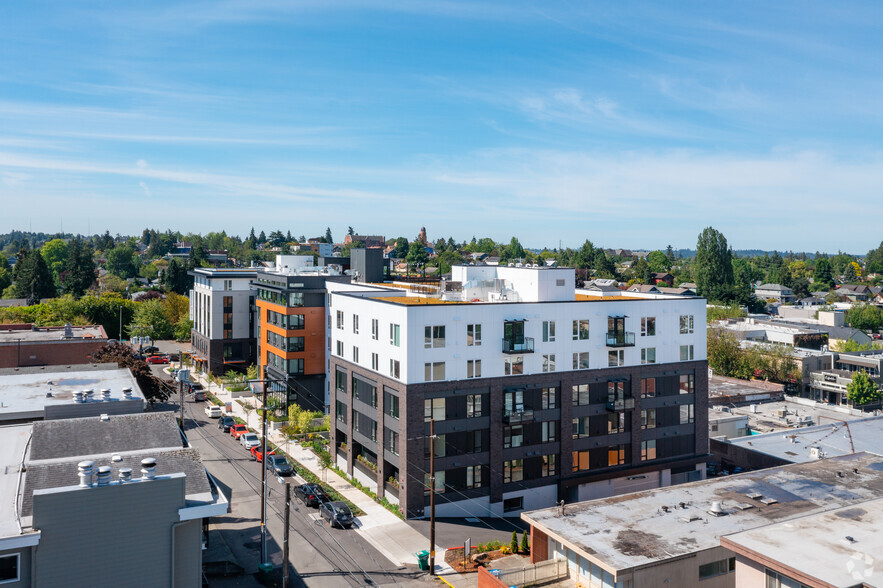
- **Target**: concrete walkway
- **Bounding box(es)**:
[183,369,465,583]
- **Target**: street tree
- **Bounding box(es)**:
[91,343,169,404]
[847,370,881,408]
[130,299,174,340]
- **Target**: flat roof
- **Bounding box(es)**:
[726,414,883,462]
[0,424,32,538]
[0,325,106,343]
[522,453,883,574]
[0,365,144,422]
[722,497,883,587]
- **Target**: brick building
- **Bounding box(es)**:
[0,324,108,369]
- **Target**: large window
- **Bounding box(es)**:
[680,314,694,334]
[607,412,626,434]
[384,428,399,455]
[503,459,523,483]
[608,444,627,466]
[352,378,377,407]
[541,387,557,409]
[0,553,20,583]
[641,409,657,429]
[698,558,735,580]
[425,325,446,348]
[542,454,557,477]
[572,450,589,472]
[608,349,624,367]
[467,359,482,378]
[466,394,483,418]
[389,359,400,379]
[390,323,400,346]
[542,354,556,372]
[503,425,524,448]
[335,400,347,424]
[641,378,656,398]
[572,352,590,370]
[335,369,346,393]
[680,404,695,424]
[542,320,556,342]
[504,356,524,375]
[572,417,589,439]
[542,421,557,442]
[572,319,590,340]
[641,439,657,461]
[680,345,695,361]
[572,384,590,406]
[424,362,446,382]
[641,347,656,364]
[467,323,481,346]
[466,465,483,488]
[384,390,400,419]
[641,317,656,336]
[680,374,695,394]
[503,389,524,415]
[424,397,445,422]
[353,411,377,442]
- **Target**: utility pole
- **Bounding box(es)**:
[429,417,436,575]
[178,358,184,426]
[260,380,269,570]
[282,482,291,588]
[118,305,123,341]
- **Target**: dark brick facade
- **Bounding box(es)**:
[330,357,709,518]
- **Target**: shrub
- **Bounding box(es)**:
[520,532,530,554]
[510,531,518,554]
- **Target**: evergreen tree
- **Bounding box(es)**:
[248,227,256,243]
[694,227,734,302]
[573,240,595,269]
[347,226,355,237]
[62,238,97,296]
[324,227,333,244]
[665,244,675,268]
[814,258,834,289]
[12,249,57,303]
[162,258,191,294]
[258,230,266,244]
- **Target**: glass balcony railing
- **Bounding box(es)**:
[502,337,535,354]
[503,409,535,424]
[606,331,635,347]
[606,398,636,411]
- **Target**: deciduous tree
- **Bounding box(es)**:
[694,227,734,302]
[847,370,881,407]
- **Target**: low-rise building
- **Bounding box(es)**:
[523,453,883,588]
[0,324,109,369]
[753,284,795,303]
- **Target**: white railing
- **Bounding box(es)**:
[496,558,569,587]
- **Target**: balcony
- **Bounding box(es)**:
[606,331,635,347]
[606,398,636,412]
[502,337,535,354]
[503,409,534,425]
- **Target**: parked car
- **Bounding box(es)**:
[294,483,329,507]
[189,382,204,392]
[192,389,206,402]
[319,501,353,528]
[169,353,181,362]
[240,433,260,450]
[218,416,235,432]
[230,424,249,439]
[141,346,160,355]
[250,446,274,462]
[269,455,293,477]
[205,405,223,418]
[146,355,169,364]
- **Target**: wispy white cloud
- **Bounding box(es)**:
[138,181,152,198]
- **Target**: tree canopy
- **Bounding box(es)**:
[846,370,881,408]
[694,227,734,302]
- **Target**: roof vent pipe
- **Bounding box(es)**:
[118,468,132,483]
[101,388,111,401]
[141,458,157,480]
[96,466,112,486]
[122,387,133,400]
[85,389,95,402]
[78,461,95,487]
[74,391,83,403]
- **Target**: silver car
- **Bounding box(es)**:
[240,433,260,450]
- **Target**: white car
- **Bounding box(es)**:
[205,405,223,418]
[240,433,260,450]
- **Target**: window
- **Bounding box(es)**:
[425,325,446,348]
[572,319,590,340]
[680,345,695,361]
[572,352,590,370]
[542,354,556,372]
[503,460,523,483]
[424,433,446,458]
[424,361,446,382]
[572,450,589,472]
[389,359,400,379]
[542,421,557,442]
[503,496,524,512]
[680,404,695,424]
[336,341,344,356]
[389,323,400,346]
[641,317,656,336]
[607,412,626,434]
[641,347,656,364]
[466,465,483,489]
[353,314,359,334]
[680,314,694,334]
[424,397,445,422]
[467,359,482,378]
[352,346,359,364]
[641,439,657,461]
[503,389,524,415]
[336,310,344,329]
[384,428,399,455]
[353,410,377,442]
[764,569,808,588]
[680,374,695,394]
[466,429,484,453]
[698,558,735,580]
[503,425,524,448]
[466,394,483,418]
[0,554,20,583]
[572,416,590,439]
[542,320,556,342]
[384,391,399,419]
[335,369,346,393]
[641,377,656,398]
[288,292,304,307]
[504,356,523,375]
[371,352,379,370]
[541,387,557,409]
[641,409,657,429]
[572,384,590,406]
[608,445,627,466]
[608,349,624,367]
[371,318,379,340]
[467,323,481,346]
[424,471,445,494]
[352,378,377,407]
[335,400,347,424]
[542,454,557,477]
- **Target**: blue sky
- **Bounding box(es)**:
[1,2,882,252]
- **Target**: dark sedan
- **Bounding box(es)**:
[319,501,353,528]
[294,483,328,507]
[217,416,235,432]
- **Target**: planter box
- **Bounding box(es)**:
[354,459,378,478]
[336,447,346,460]
[384,483,399,499]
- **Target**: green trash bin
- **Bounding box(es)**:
[416,550,430,571]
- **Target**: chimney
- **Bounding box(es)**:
[118,468,132,483]
[101,388,111,402]
[122,387,133,400]
[78,461,95,487]
[141,458,157,480]
[96,465,112,486]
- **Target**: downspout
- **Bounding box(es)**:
[170,520,187,588]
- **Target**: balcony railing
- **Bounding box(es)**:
[606,398,636,412]
[503,409,535,425]
[606,331,635,347]
[502,337,535,354]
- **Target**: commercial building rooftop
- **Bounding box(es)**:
[725,414,883,462]
[0,364,144,422]
[0,324,106,343]
[722,497,883,587]
[522,453,883,574]
[0,424,32,539]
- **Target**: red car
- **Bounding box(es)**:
[146,355,169,364]
[230,424,249,439]
[251,446,275,462]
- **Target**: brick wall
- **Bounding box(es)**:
[0,339,108,369]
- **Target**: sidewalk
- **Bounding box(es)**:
[188,371,466,583]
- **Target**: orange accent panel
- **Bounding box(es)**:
[257,303,326,377]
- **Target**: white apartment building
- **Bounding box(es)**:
[327,265,709,518]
